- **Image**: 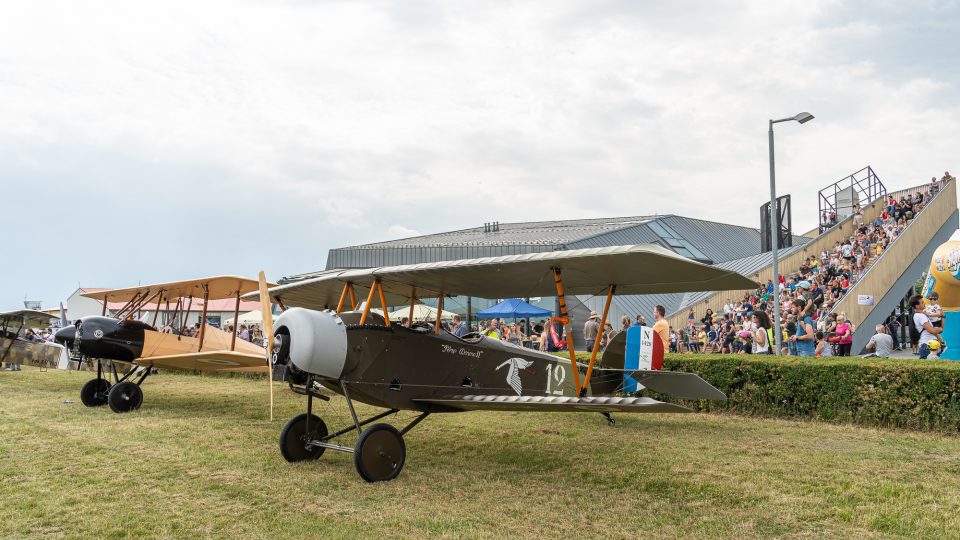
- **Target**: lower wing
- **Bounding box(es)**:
[134,351,268,372]
[413,395,691,413]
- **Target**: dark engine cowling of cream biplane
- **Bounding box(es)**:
[272,308,348,380]
[54,316,148,362]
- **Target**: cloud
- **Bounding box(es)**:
[1,0,959,308]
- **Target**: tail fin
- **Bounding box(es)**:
[591,328,664,394]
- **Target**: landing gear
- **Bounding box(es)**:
[79,359,151,413]
[280,378,428,482]
[108,381,144,413]
[279,413,328,462]
[602,412,615,426]
[354,424,406,482]
[80,378,110,407]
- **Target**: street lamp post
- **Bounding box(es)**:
[768,112,814,356]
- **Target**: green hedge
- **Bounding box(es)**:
[562,352,960,432]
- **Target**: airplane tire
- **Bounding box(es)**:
[80,378,110,407]
[279,413,327,462]
[354,423,405,482]
[107,381,143,413]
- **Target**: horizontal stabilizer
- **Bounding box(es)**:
[619,370,727,400]
[413,395,691,413]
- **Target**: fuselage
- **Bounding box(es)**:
[55,316,264,369]
[270,305,622,413]
[55,316,148,362]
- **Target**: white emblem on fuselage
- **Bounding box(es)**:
[496,357,534,396]
[93,330,104,339]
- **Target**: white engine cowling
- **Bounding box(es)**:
[273,308,348,379]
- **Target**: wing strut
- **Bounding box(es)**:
[408,286,416,325]
[377,280,390,327]
[151,295,162,327]
[230,290,241,351]
[335,282,349,313]
[180,295,194,335]
[581,284,615,396]
[435,290,445,334]
[552,268,582,395]
[359,279,380,325]
[113,290,143,319]
[0,321,24,364]
[347,284,358,311]
[197,284,210,351]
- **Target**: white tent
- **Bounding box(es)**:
[224,310,265,326]
[387,304,457,322]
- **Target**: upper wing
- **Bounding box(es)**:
[258,244,758,309]
[133,351,267,372]
[413,395,691,413]
[81,275,272,303]
[0,309,58,329]
[248,269,432,311]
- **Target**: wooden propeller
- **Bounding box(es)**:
[258,271,275,421]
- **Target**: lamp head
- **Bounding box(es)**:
[793,112,814,124]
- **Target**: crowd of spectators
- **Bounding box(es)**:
[672,173,951,357]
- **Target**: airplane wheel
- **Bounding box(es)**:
[107,381,143,413]
[354,423,405,482]
[80,378,110,407]
[279,413,328,462]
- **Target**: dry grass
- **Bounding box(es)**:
[2,368,960,539]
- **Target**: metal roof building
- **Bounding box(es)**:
[281,214,809,343]
[321,214,808,270]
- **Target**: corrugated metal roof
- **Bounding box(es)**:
[351,215,664,249]
[566,222,661,250]
[323,214,811,271]
[657,216,810,264]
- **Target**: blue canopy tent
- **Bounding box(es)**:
[476,298,552,319]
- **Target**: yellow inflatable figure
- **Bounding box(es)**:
[921,241,960,360]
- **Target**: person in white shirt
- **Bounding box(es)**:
[911,295,943,359]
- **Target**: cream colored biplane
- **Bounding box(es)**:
[55,275,274,413]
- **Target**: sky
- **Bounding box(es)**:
[2,0,959,309]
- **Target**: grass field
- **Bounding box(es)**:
[2,369,960,539]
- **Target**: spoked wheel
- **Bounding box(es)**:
[80,378,110,407]
[279,413,328,462]
[107,381,143,413]
[354,423,405,482]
